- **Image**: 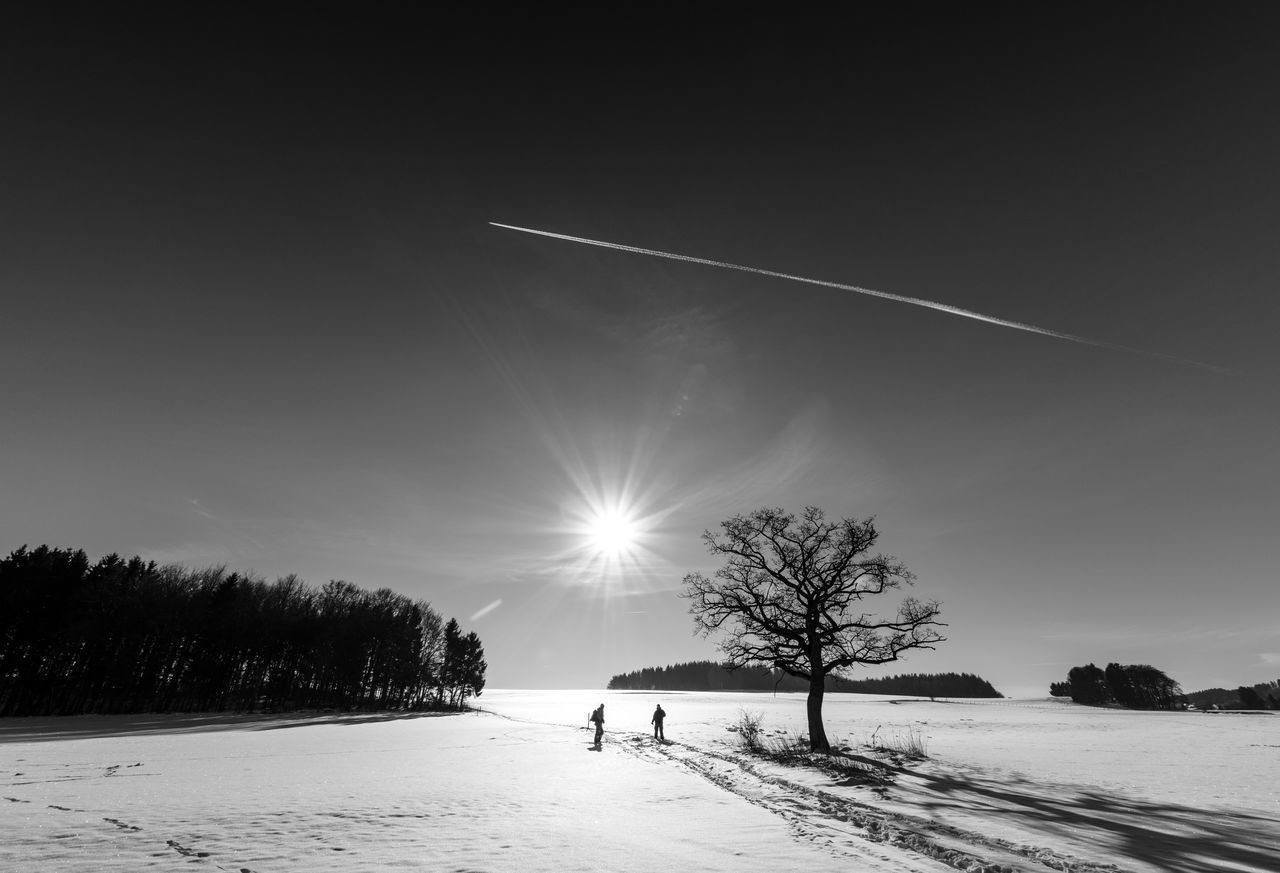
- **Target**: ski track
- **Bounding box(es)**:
[487,703,1100,872]
[5,700,1277,872]
[610,731,1116,873]
[458,704,1280,873]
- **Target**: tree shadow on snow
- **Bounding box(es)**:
[910,766,1280,873]
[0,710,464,743]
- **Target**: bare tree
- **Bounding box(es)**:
[682,506,946,751]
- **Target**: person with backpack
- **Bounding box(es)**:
[651,704,666,741]
[588,703,605,746]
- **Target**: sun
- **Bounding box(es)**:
[586,509,637,557]
[561,479,667,584]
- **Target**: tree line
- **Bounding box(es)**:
[834,671,1001,698]
[1049,662,1182,710]
[608,660,1000,698]
[1183,680,1280,711]
[0,545,486,717]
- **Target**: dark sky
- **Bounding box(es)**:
[4,4,1278,695]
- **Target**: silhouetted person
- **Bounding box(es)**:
[589,703,605,746]
[651,704,666,740]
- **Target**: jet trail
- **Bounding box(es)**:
[490,222,1229,375]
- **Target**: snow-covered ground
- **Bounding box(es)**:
[2,691,1276,872]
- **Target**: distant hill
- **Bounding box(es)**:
[607,661,1002,698]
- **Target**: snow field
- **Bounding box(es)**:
[1,707,932,872]
[2,691,1277,872]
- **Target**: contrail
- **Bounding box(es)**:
[469,599,503,622]
[490,222,1230,375]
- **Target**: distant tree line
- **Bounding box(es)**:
[607,660,1001,698]
[0,545,486,717]
[1049,663,1182,709]
[834,671,1002,698]
[1183,680,1280,711]
[607,660,812,692]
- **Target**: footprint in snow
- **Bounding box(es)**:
[104,818,142,831]
[166,839,210,858]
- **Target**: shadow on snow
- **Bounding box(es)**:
[911,766,1280,873]
[0,709,468,743]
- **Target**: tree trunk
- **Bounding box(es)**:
[806,673,830,752]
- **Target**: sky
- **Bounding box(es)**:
[3,5,1278,698]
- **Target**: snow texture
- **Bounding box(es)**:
[2,691,1276,872]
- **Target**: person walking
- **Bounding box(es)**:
[651,704,666,741]
[589,703,605,747]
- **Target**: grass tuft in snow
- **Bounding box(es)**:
[760,730,810,763]
[733,709,766,752]
[866,724,929,759]
[732,711,892,785]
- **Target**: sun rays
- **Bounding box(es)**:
[561,483,667,588]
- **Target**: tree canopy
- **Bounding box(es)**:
[682,506,945,751]
[0,544,486,717]
[1052,662,1182,710]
